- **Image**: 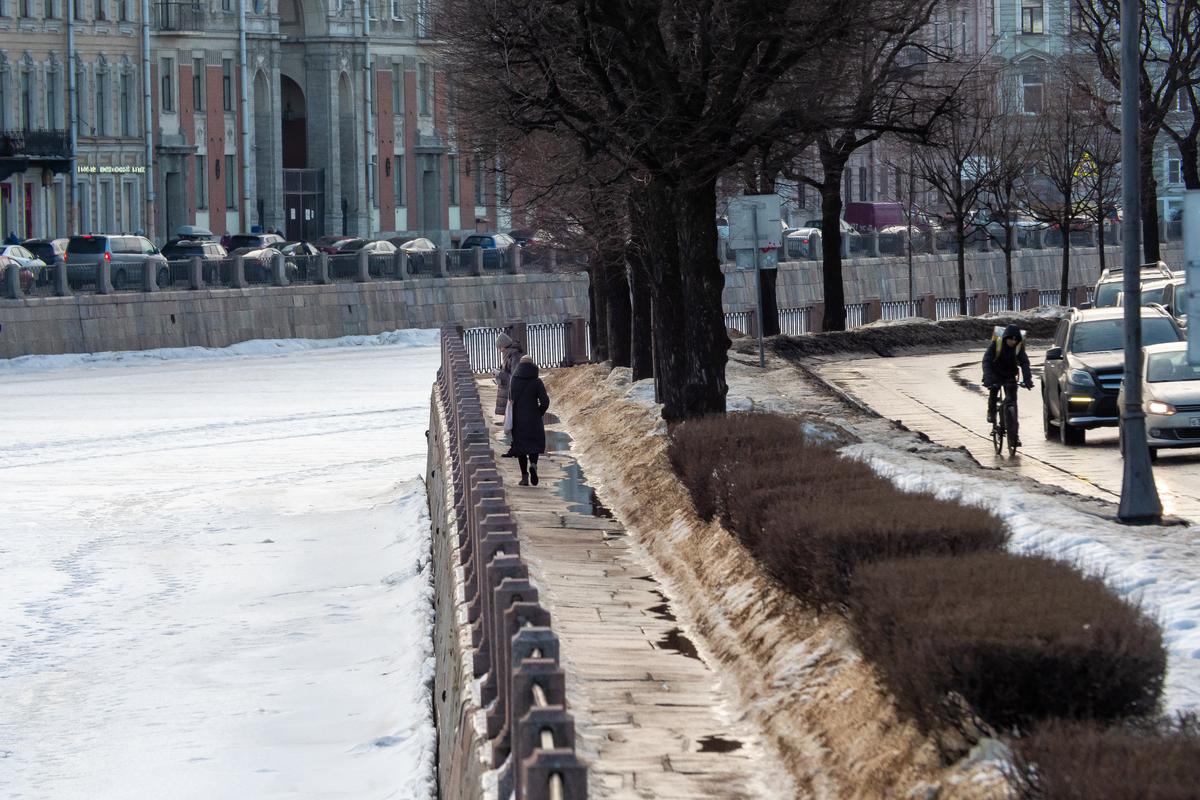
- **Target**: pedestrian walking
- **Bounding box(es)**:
[506,355,550,486]
[494,332,523,417]
[5,232,19,245]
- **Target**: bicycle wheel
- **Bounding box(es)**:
[992,422,1003,454]
[1006,402,1019,456]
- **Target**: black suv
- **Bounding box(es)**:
[1042,306,1185,445]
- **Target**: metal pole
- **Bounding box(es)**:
[67,0,77,235]
[363,0,375,239]
[238,0,252,232]
[1117,0,1161,523]
[751,204,765,368]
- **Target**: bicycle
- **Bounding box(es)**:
[989,380,1032,456]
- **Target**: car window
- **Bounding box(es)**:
[227,235,259,250]
[1071,317,1181,353]
[68,236,106,255]
[140,238,157,255]
[1147,351,1200,383]
[1093,281,1122,308]
[1054,320,1068,348]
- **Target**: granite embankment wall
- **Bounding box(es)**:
[722,243,1185,310]
[0,273,589,359]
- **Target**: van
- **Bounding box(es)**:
[66,235,169,290]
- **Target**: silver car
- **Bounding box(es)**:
[1119,341,1200,461]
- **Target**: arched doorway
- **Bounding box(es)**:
[337,72,357,235]
[252,69,275,230]
[280,74,306,169]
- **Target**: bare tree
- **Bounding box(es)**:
[913,81,995,315]
[1074,0,1200,261]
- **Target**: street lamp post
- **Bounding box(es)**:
[1117,0,1162,522]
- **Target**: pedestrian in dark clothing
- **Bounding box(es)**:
[494,332,524,416]
[5,232,19,245]
[982,323,1033,444]
[508,355,550,486]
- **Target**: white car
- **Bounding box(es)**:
[0,244,47,272]
[1119,341,1200,461]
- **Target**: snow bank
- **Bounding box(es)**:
[843,441,1200,716]
[0,328,440,374]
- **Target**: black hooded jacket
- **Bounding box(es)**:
[508,361,550,456]
[982,323,1033,386]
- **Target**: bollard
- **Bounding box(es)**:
[54,261,70,297]
[395,250,407,279]
[231,255,247,289]
[548,249,558,271]
[316,253,330,284]
[868,230,881,258]
[473,246,484,276]
[927,229,939,254]
[436,249,448,278]
[971,290,989,316]
[96,255,113,294]
[866,298,882,323]
[810,231,822,260]
[273,252,289,286]
[356,249,370,282]
[3,259,22,299]
[1032,227,1045,250]
[919,293,936,320]
[189,256,204,290]
[511,244,523,274]
[143,259,159,292]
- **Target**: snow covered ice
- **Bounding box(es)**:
[0,331,440,799]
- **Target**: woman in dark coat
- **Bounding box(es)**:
[508,355,550,486]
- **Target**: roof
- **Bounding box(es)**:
[1144,341,1187,354]
[1072,306,1174,322]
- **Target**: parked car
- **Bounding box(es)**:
[844,201,906,230]
[280,241,319,258]
[237,247,295,282]
[784,227,821,259]
[387,237,438,272]
[225,233,285,254]
[1114,277,1187,326]
[802,217,861,249]
[359,240,397,255]
[461,232,516,269]
[315,235,355,254]
[1119,341,1200,461]
[0,254,35,293]
[174,225,215,241]
[161,239,228,262]
[22,238,67,283]
[65,234,169,290]
[1041,306,1185,445]
[1091,260,1174,309]
[0,244,47,285]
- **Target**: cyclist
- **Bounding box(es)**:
[982,323,1033,446]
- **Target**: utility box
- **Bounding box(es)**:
[1185,190,1200,365]
[728,194,782,272]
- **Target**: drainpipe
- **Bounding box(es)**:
[67,0,77,233]
[141,0,155,239]
[238,0,252,232]
[363,0,374,237]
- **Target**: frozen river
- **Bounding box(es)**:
[0,333,441,800]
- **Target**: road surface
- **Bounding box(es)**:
[817,349,1200,522]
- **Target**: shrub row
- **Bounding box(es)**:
[1010,718,1200,799]
[668,412,1167,747]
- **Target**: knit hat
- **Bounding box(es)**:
[519,354,534,364]
[496,333,513,348]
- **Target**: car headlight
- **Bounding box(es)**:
[1146,400,1176,416]
[1067,369,1095,386]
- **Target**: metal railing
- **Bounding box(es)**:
[462,320,590,374]
[153,0,205,31]
[844,302,869,329]
[437,329,587,798]
[0,128,70,157]
[934,297,961,320]
[881,300,919,320]
[1039,289,1063,307]
[462,326,507,373]
[987,293,1023,314]
[778,306,811,335]
[329,253,359,281]
[724,310,752,334]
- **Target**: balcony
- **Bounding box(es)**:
[152,1,206,32]
[0,129,70,158]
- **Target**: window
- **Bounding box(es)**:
[221,0,230,10]
[390,0,400,19]
[120,0,129,20]
[222,59,232,111]
[797,181,806,209]
[74,0,84,19]
[417,62,431,116]
[843,168,853,202]
[195,154,206,209]
[160,57,174,112]
[119,71,132,135]
[45,0,55,18]
[124,182,138,232]
[225,154,237,208]
[1167,150,1182,184]
[395,153,405,206]
[1022,71,1043,114]
[95,0,105,20]
[369,155,378,207]
[192,58,204,110]
[416,0,429,36]
[96,69,108,135]
[46,69,58,128]
[960,9,968,52]
[392,64,402,114]
[1176,89,1190,113]
[859,166,868,201]
[20,69,32,130]
[474,156,485,205]
[20,0,30,15]
[1021,0,1044,34]
[447,155,458,205]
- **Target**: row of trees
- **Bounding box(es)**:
[442,0,1200,422]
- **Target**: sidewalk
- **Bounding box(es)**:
[477,377,781,799]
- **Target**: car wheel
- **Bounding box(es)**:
[112,269,127,290]
[1042,390,1059,439]
[1058,393,1085,445]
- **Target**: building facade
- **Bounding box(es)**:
[0,0,500,245]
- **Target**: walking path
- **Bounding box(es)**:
[477,378,779,799]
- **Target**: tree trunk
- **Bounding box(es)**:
[1140,138,1161,263]
[1181,135,1200,190]
[956,219,967,316]
[759,267,780,336]
[606,255,633,368]
[641,177,728,421]
[1060,212,1072,306]
[627,200,655,382]
[588,258,610,363]
[819,171,846,332]
[1097,211,1106,275]
[1005,224,1014,309]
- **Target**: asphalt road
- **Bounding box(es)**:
[817,349,1200,522]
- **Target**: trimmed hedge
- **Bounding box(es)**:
[850,553,1166,733]
[1011,718,1200,799]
